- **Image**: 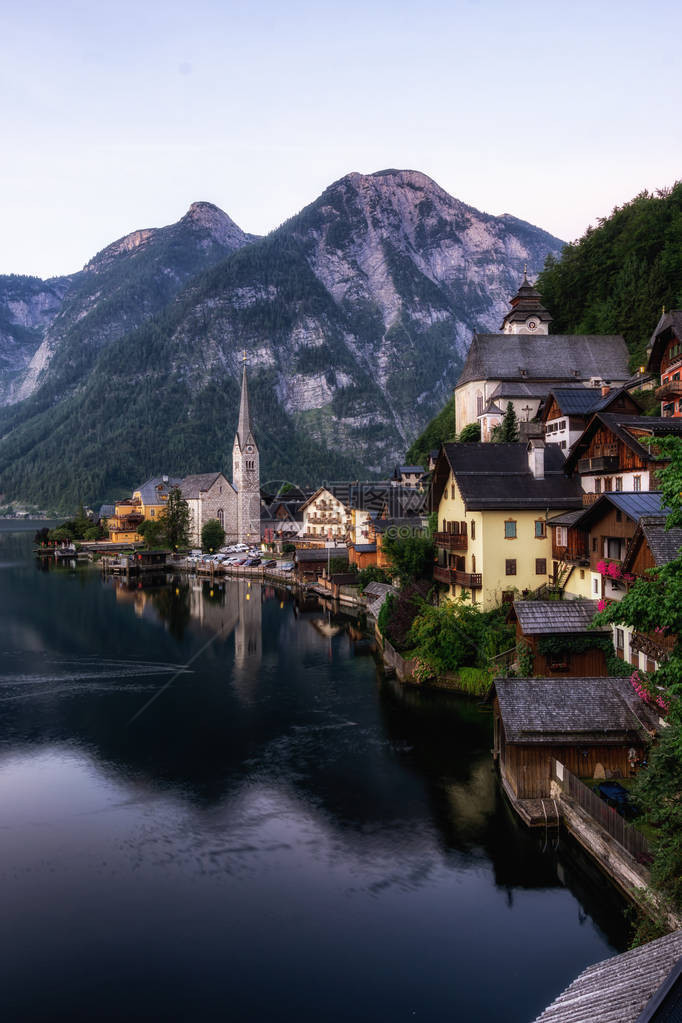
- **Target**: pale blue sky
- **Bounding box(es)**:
[3,0,681,278]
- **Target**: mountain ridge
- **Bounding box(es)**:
[0,170,565,509]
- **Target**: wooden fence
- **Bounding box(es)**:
[552,760,651,864]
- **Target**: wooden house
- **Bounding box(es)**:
[491,677,656,804]
[294,547,348,582]
[541,385,641,452]
[562,412,682,501]
[646,309,682,417]
[512,600,610,676]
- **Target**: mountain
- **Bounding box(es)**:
[0,274,72,406]
[0,171,563,510]
[537,182,682,368]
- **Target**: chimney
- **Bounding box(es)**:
[601,382,611,397]
[527,439,545,479]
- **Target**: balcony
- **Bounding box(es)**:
[433,565,481,588]
[656,380,682,401]
[582,492,600,506]
[577,454,619,474]
[434,530,468,551]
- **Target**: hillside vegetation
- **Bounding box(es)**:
[537,183,682,369]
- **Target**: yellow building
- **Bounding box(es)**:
[107,476,182,543]
[430,441,582,610]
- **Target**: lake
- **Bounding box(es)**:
[0,524,630,1022]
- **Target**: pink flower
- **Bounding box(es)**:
[606,562,622,579]
[597,599,607,611]
[596,560,607,575]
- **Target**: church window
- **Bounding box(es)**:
[476,392,483,417]
[217,509,224,527]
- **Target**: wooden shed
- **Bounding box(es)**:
[492,677,656,804]
[513,599,611,676]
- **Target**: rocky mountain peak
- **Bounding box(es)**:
[180,201,251,249]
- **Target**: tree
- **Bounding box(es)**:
[381,530,434,584]
[162,487,190,550]
[458,422,481,442]
[201,518,226,552]
[492,402,519,443]
[594,436,682,928]
[137,518,166,549]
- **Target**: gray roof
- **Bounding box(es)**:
[295,547,348,562]
[533,928,682,1023]
[493,677,657,744]
[490,380,558,400]
[457,333,630,387]
[641,516,682,566]
[364,582,398,619]
[98,504,115,520]
[134,476,183,504]
[546,386,638,417]
[437,442,583,510]
[180,472,233,499]
[573,492,670,531]
[548,508,585,527]
[513,600,609,635]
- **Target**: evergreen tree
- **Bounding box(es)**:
[492,402,519,443]
[163,487,190,551]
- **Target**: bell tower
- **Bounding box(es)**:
[232,353,261,544]
[500,268,552,335]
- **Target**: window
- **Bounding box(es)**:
[471,521,476,540]
[615,477,623,492]
[595,479,602,494]
[580,569,585,579]
[556,526,567,547]
[217,509,224,526]
[476,392,483,417]
[505,559,517,576]
[502,590,515,604]
[536,558,547,575]
[616,509,622,522]
[607,538,621,560]
[593,578,599,595]
[150,509,155,517]
[604,478,613,492]
[461,521,467,535]
[561,440,567,450]
[451,484,455,500]
[471,554,476,572]
[616,628,624,650]
[634,476,641,492]
[535,520,546,538]
[504,519,517,539]
[592,537,598,552]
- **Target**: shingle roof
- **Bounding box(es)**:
[133,476,183,505]
[513,600,609,635]
[641,516,682,566]
[180,472,232,499]
[533,928,682,1023]
[295,547,348,562]
[457,334,630,387]
[548,508,585,527]
[494,677,657,744]
[438,442,583,510]
[647,310,682,375]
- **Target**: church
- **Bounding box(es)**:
[454,273,631,434]
[181,359,261,546]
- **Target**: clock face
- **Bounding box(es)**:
[246,444,254,453]
[527,319,538,331]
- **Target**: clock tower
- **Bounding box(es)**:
[500,268,552,335]
[232,355,261,544]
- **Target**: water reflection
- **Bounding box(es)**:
[0,526,631,1023]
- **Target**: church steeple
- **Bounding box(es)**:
[232,354,260,544]
[236,353,253,449]
[500,271,552,335]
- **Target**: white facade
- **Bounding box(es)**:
[302,489,350,541]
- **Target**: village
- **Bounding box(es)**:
[36,278,682,1016]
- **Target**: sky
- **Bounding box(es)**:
[3,0,682,279]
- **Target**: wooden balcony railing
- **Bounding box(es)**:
[577,454,619,474]
[656,380,682,400]
[434,531,468,551]
[433,565,482,588]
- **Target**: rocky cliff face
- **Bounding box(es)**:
[0,172,563,508]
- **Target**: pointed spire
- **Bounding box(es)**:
[237,355,252,449]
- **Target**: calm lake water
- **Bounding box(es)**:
[0,523,630,1022]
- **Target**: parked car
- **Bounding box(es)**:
[597,781,640,820]
[262,560,277,568]
[279,562,295,571]
[243,557,261,567]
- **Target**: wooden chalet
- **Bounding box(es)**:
[491,677,656,807]
[542,385,641,453]
[646,309,682,418]
[617,513,682,668]
[513,600,610,676]
[563,413,682,501]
